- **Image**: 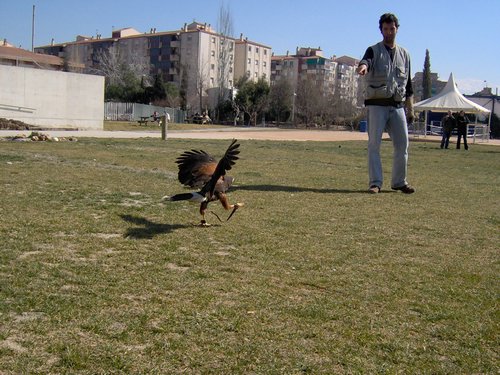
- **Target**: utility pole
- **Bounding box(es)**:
[31,5,35,52]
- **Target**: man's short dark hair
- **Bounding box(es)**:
[379,13,399,30]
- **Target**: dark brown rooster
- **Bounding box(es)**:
[163,139,243,226]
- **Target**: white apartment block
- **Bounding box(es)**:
[35,22,272,114]
[234,34,272,83]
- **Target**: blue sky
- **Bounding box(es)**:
[2,0,499,95]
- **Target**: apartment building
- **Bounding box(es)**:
[0,39,84,72]
[271,48,335,93]
[412,71,447,102]
[35,22,271,113]
[271,48,360,106]
[333,55,360,106]
[234,34,272,82]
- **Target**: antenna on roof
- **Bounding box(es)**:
[31,4,35,52]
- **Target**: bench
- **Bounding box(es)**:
[138,116,150,126]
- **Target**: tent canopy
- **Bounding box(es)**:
[414,73,490,114]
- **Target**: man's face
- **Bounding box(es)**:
[381,21,398,45]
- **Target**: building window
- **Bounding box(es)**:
[212,37,216,43]
[211,50,215,57]
[247,58,251,65]
[211,64,215,70]
[263,61,267,67]
[256,47,259,53]
[255,60,259,65]
[264,49,267,55]
[248,46,252,52]
[210,77,214,85]
[246,70,251,77]
[254,72,258,78]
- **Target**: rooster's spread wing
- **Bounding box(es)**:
[200,139,240,198]
[175,149,217,188]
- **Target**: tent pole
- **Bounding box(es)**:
[424,111,428,137]
[487,112,492,142]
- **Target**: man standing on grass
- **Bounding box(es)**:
[356,13,415,194]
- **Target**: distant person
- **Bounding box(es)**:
[164,110,171,126]
[455,110,469,150]
[356,13,415,194]
[153,111,159,124]
[440,110,456,149]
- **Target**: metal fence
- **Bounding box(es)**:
[412,122,489,143]
[104,102,186,123]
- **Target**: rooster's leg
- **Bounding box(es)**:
[199,201,210,226]
[218,193,244,221]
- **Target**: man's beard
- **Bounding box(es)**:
[383,35,395,45]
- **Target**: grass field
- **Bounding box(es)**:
[0,137,498,373]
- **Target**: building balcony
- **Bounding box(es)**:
[170,54,179,62]
[170,40,180,48]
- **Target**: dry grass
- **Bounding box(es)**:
[0,138,498,373]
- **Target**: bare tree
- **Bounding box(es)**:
[181,59,210,115]
[195,57,211,113]
[295,77,323,126]
[269,79,294,125]
[93,45,122,85]
[93,45,150,87]
[216,1,234,119]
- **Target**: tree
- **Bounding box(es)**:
[216,1,234,121]
[268,79,294,125]
[423,49,432,100]
[93,45,150,88]
[235,78,270,126]
[104,65,143,102]
[93,45,152,103]
[195,58,210,113]
[179,69,188,110]
[295,77,323,126]
[163,82,181,108]
[143,74,166,104]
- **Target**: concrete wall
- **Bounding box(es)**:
[0,65,104,129]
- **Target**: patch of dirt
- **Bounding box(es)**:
[166,263,190,271]
[0,118,37,130]
[0,338,28,353]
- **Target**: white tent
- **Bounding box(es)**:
[414,73,491,140]
[415,73,490,114]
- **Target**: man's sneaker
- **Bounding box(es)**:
[391,184,415,194]
[368,185,381,194]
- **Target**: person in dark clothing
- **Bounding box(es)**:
[456,110,469,150]
[440,110,456,149]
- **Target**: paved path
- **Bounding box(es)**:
[1,127,498,145]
